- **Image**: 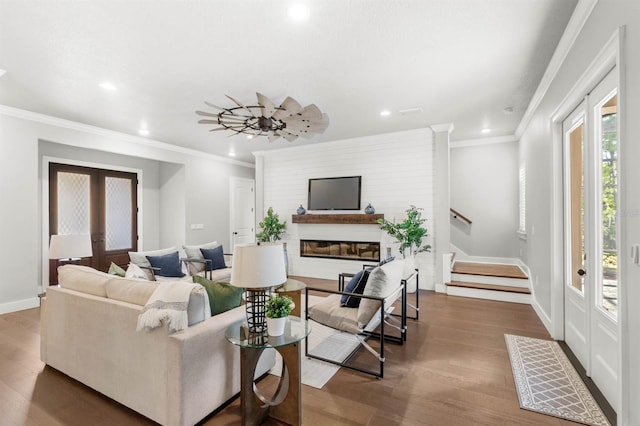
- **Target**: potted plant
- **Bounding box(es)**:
[256,207,286,243]
[377,205,431,257]
[265,294,293,336]
[378,205,431,284]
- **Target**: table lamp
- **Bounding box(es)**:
[231,243,287,333]
[49,234,93,263]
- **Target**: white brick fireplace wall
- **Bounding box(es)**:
[257,128,436,289]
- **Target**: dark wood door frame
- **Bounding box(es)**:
[49,163,138,284]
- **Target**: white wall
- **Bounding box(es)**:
[260,128,436,289]
[520,1,640,423]
[450,140,519,258]
[0,111,254,314]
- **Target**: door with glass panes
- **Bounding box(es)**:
[49,163,138,285]
[563,69,619,409]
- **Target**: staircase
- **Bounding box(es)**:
[446,261,531,304]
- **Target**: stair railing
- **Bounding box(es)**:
[450,208,472,225]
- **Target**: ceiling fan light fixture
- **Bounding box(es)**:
[380,110,391,117]
[196,93,329,143]
[288,4,310,21]
[99,81,117,91]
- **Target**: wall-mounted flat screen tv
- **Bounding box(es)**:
[307,176,362,210]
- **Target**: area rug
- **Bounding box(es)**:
[270,296,360,389]
[505,334,610,426]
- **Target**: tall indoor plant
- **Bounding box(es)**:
[377,205,431,257]
[256,207,287,243]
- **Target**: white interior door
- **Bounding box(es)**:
[563,69,619,410]
[230,177,255,249]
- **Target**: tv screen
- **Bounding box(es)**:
[308,176,361,210]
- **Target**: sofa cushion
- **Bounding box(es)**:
[129,247,177,269]
[200,246,226,271]
[357,259,404,328]
[146,251,185,278]
[106,277,158,306]
[308,294,359,334]
[57,264,110,297]
[182,241,219,273]
[193,275,243,316]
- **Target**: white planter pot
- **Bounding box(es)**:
[266,316,287,336]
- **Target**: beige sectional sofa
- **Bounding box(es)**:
[40,265,275,426]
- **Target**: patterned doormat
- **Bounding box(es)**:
[505,334,610,426]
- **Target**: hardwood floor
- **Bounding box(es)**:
[0,278,580,425]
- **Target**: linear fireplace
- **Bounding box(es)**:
[300,240,380,262]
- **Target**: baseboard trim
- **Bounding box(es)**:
[0,297,40,315]
[531,296,553,336]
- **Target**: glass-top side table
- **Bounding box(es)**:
[274,278,307,318]
[225,316,310,426]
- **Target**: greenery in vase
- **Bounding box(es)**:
[256,207,287,243]
[377,205,431,257]
[265,294,293,319]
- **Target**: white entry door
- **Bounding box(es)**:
[563,69,619,409]
[229,177,255,249]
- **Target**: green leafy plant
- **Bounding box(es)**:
[256,207,287,243]
[265,294,293,319]
[377,205,431,257]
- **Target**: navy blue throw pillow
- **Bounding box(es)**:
[146,251,185,278]
[341,269,370,308]
[200,246,227,271]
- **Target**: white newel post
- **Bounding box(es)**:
[430,123,454,293]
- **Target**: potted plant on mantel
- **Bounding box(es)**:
[377,205,431,282]
[265,294,293,336]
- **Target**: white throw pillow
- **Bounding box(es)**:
[357,259,404,328]
[128,247,177,269]
[182,241,219,273]
[125,262,150,280]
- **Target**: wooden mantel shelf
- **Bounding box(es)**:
[292,213,383,224]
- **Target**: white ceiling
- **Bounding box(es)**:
[0,0,577,164]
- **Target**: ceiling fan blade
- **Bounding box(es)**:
[298,104,323,121]
[208,124,246,132]
[225,95,256,117]
[278,130,299,142]
[268,133,281,142]
[272,96,303,119]
[198,119,221,124]
[256,92,277,117]
[196,110,220,117]
[203,101,225,110]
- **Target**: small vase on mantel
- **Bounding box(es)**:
[296,205,306,215]
[364,203,375,214]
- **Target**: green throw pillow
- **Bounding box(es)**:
[108,262,126,277]
[193,275,244,316]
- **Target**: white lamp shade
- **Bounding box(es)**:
[49,234,93,260]
[230,243,286,289]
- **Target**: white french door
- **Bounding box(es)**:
[563,69,619,409]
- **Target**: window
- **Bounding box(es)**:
[518,163,526,236]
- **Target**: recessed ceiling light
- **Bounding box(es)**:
[0,69,6,78]
[246,134,254,140]
[288,4,310,21]
[228,151,236,157]
[99,82,117,91]
[138,128,149,136]
[380,110,391,117]
[481,128,491,134]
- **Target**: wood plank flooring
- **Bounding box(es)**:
[0,277,581,425]
[452,262,529,279]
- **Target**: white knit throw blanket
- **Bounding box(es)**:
[137,282,201,333]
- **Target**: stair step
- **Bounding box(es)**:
[447,281,531,294]
[451,261,528,279]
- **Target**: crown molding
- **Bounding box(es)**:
[515,0,599,137]
[0,104,255,169]
[451,134,519,149]
[430,123,455,134]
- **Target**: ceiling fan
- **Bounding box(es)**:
[196,93,329,142]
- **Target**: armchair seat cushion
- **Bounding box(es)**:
[308,294,359,334]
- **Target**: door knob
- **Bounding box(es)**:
[577,268,586,276]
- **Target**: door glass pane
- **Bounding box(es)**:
[105,177,132,250]
[57,172,90,235]
[568,123,585,293]
[599,94,618,318]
